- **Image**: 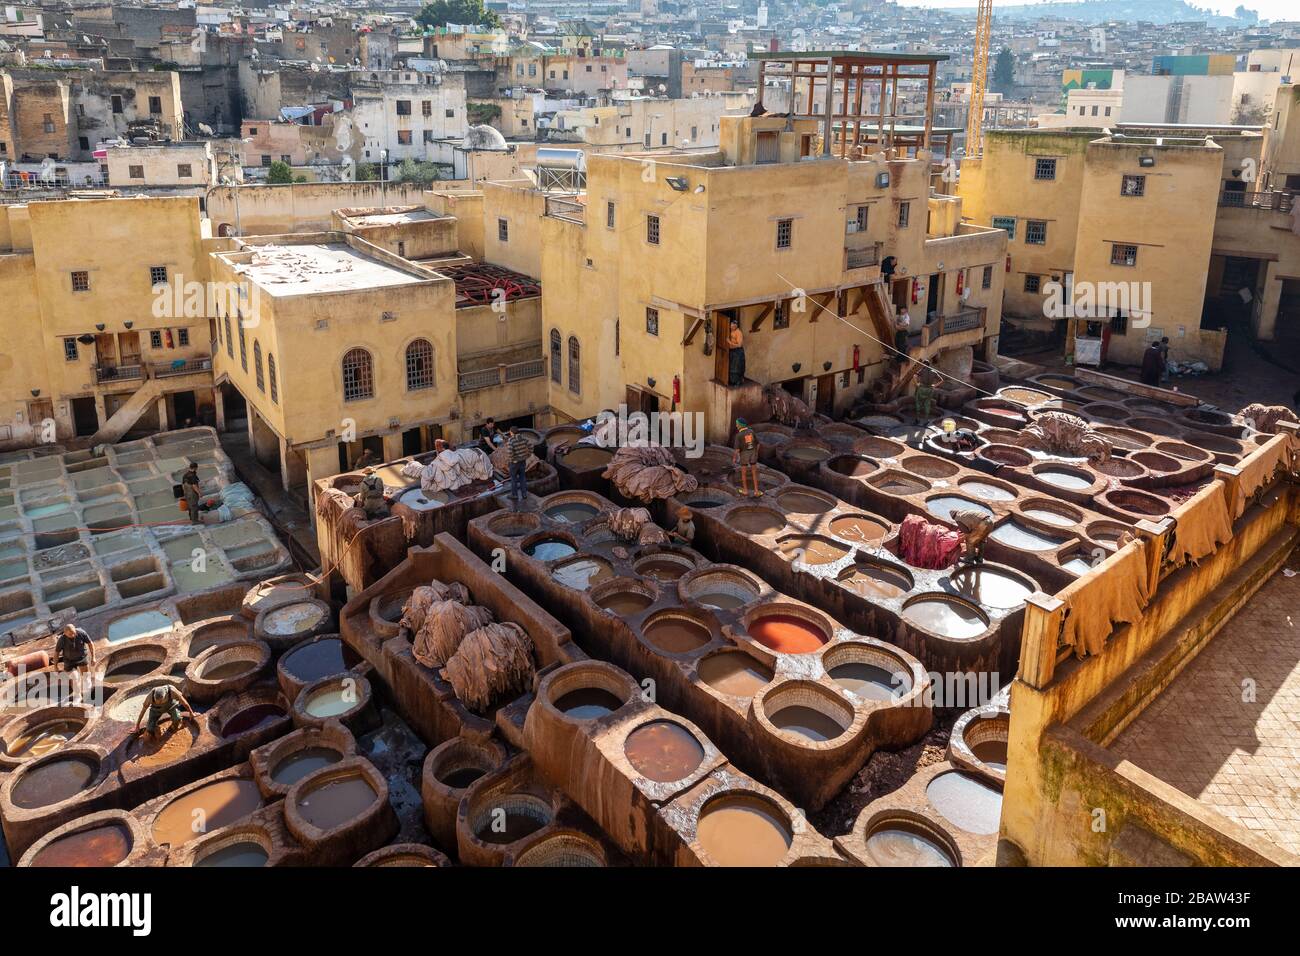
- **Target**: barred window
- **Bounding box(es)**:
[268,353,278,403]
[150,330,163,349]
[897,202,910,228]
[606,201,615,229]
[406,338,435,391]
[774,302,789,329]
[498,218,509,242]
[982,266,993,290]
[1024,274,1041,293]
[342,348,374,402]
[992,216,1016,239]
[550,329,562,383]
[254,342,264,391]
[1025,220,1047,245]
[71,271,90,292]
[1111,244,1138,267]
[238,322,247,371]
[63,338,78,362]
[776,218,793,249]
[1034,158,1057,180]
[1121,175,1145,197]
[614,319,619,356]
[568,336,580,394]
[647,214,660,245]
[178,328,189,347]
[225,316,233,358]
[646,307,659,336]
[150,265,168,286]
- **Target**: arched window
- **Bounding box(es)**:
[341,348,374,402]
[549,329,562,384]
[267,353,278,404]
[567,335,580,395]
[405,338,434,391]
[253,341,264,392]
[237,321,247,371]
[224,315,233,358]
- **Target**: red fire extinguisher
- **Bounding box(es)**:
[911,278,919,304]
[672,375,681,406]
[165,329,174,349]
[852,344,860,372]
[1005,255,1011,273]
[956,270,964,295]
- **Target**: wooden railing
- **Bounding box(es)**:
[458,357,547,393]
[1218,189,1294,212]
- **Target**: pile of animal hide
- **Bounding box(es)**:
[1016,411,1112,461]
[603,446,698,502]
[400,459,425,479]
[765,386,814,428]
[608,507,669,546]
[443,622,536,713]
[419,448,493,493]
[1239,403,1299,435]
[399,580,472,633]
[413,600,494,669]
[489,442,539,475]
[898,514,961,569]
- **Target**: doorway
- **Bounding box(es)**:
[71,397,98,437]
[815,373,835,416]
[117,331,141,367]
[172,390,197,429]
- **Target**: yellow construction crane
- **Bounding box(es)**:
[965,0,993,157]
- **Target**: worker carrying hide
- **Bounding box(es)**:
[951,508,994,565]
[355,467,389,519]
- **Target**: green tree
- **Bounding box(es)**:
[354,162,377,181]
[415,0,501,30]
[992,49,1015,93]
[392,159,444,186]
[266,160,294,184]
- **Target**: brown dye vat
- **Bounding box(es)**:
[475,799,549,845]
[698,652,773,697]
[123,724,197,769]
[776,490,835,514]
[866,822,955,867]
[776,535,848,565]
[296,774,377,830]
[553,556,613,590]
[1154,441,1211,462]
[544,502,600,523]
[636,558,690,581]
[220,703,286,738]
[554,687,624,719]
[562,447,613,470]
[902,596,988,639]
[488,513,540,537]
[971,739,1008,771]
[839,563,912,600]
[152,778,264,847]
[979,444,1033,467]
[728,507,786,534]
[1127,416,1179,437]
[642,616,712,654]
[6,718,84,758]
[747,615,826,654]
[1035,374,1079,390]
[1081,403,1129,420]
[1104,489,1170,517]
[1092,458,1145,479]
[1000,387,1050,405]
[440,767,486,788]
[947,567,1034,611]
[1094,426,1148,451]
[103,659,162,685]
[768,705,845,742]
[596,591,653,614]
[853,436,905,458]
[201,660,257,681]
[12,755,98,809]
[187,621,251,657]
[1077,385,1127,401]
[1086,521,1129,545]
[828,455,876,477]
[195,842,269,867]
[925,771,1003,835]
[904,456,960,479]
[624,720,705,782]
[31,822,132,867]
[828,514,888,543]
[870,472,930,495]
[829,663,905,701]
[784,444,832,462]
[280,638,346,685]
[1131,451,1179,473]
[696,795,791,866]
[271,746,342,786]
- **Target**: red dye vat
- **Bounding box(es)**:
[747,615,825,654]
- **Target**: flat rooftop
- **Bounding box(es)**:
[1109,560,1300,860]
[338,208,442,228]
[234,242,423,297]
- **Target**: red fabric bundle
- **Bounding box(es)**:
[899,514,961,569]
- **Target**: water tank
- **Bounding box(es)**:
[534,148,586,172]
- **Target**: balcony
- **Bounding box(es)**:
[1218,189,1293,213]
[153,356,213,379]
[845,242,882,271]
[457,357,547,393]
[93,356,212,387]
[544,195,585,224]
[918,307,987,351]
[93,363,145,385]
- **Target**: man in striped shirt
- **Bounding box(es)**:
[506,426,532,504]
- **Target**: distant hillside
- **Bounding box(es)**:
[936,0,1257,27]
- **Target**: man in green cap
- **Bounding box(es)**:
[914,368,936,422]
[732,418,761,497]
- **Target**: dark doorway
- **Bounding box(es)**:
[926,274,941,319]
[172,390,197,429]
[402,427,423,456]
[815,373,835,416]
[220,382,247,432]
[1202,255,1262,330]
[71,397,98,437]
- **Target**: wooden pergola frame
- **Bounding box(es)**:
[754,51,947,158]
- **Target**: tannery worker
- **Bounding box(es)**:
[479,417,502,453]
[181,461,203,525]
[952,509,995,565]
[134,684,196,741]
[727,317,746,386]
[352,447,379,470]
[53,621,95,672]
[672,507,696,545]
[914,370,936,422]
[733,418,762,498]
[356,467,389,519]
[506,425,533,504]
[894,311,911,366]
[1140,339,1167,387]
